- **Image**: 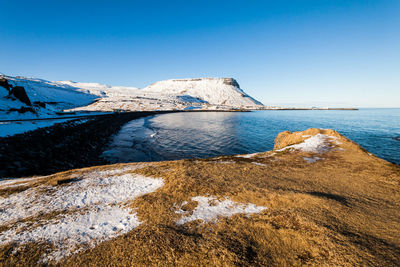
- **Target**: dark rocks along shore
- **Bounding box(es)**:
[0,111,169,179]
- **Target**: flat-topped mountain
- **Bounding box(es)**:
[143,77,263,107]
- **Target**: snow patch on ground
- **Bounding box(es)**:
[252,162,268,166]
[0,170,163,262]
[235,152,259,158]
[0,177,37,186]
[262,152,276,158]
[1,205,141,262]
[0,182,31,188]
[303,156,322,163]
[278,134,339,154]
[175,196,267,225]
[218,160,235,164]
[96,165,147,176]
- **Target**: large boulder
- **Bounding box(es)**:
[0,77,12,92]
[10,86,31,106]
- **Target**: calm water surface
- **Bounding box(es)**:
[102,109,400,165]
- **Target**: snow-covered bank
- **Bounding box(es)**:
[0,118,90,137]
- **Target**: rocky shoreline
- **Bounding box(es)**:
[0,111,170,178]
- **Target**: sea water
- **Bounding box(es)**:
[102,109,400,165]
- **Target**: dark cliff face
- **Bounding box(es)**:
[222,78,240,88]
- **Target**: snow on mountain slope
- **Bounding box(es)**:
[0,75,98,120]
[6,76,97,108]
[142,78,263,107]
[65,77,264,112]
[56,81,140,98]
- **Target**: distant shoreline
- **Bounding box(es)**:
[0,108,359,123]
[256,107,358,111]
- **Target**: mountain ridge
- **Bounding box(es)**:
[0,74,264,121]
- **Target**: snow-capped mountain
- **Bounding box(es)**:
[142,78,263,107]
[57,81,140,98]
[69,77,263,112]
[0,74,263,121]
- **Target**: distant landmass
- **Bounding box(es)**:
[0,74,264,121]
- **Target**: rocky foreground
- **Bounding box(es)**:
[0,129,399,266]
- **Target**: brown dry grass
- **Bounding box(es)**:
[1,129,399,266]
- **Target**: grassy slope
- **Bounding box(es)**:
[1,129,399,266]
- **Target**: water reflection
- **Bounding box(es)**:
[102,109,400,164]
[102,112,247,163]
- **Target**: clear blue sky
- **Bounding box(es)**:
[1,0,399,107]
